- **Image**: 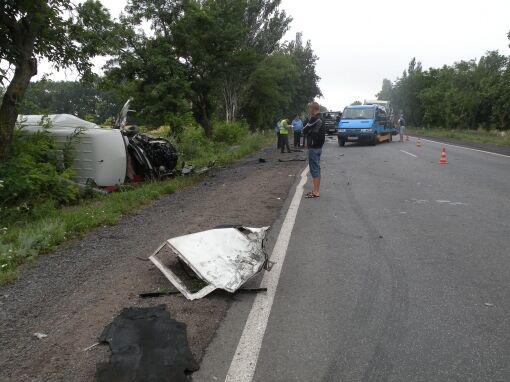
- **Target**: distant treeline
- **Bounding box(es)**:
[378,33,510,130]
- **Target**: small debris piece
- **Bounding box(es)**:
[96,305,199,382]
[278,158,306,162]
[33,332,48,339]
[258,158,266,163]
[181,164,194,175]
[139,287,267,299]
[83,342,100,352]
[139,290,181,299]
[236,287,268,294]
[484,303,495,307]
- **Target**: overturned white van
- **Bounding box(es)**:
[17,114,178,188]
[17,114,127,187]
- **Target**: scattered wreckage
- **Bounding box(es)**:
[17,99,179,190]
[149,226,270,300]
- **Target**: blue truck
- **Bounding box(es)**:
[337,104,397,146]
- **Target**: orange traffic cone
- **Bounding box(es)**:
[416,138,422,148]
[439,147,448,165]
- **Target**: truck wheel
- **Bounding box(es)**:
[338,137,345,147]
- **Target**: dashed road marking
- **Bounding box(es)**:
[400,150,418,158]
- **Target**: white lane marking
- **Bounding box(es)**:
[419,138,510,158]
[400,150,417,158]
[224,167,309,382]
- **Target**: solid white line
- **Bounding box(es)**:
[419,137,510,158]
[224,166,309,382]
[400,150,417,158]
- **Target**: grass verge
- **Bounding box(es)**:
[0,130,274,286]
[407,127,510,147]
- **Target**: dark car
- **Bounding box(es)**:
[322,112,342,135]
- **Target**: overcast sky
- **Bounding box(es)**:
[41,0,510,111]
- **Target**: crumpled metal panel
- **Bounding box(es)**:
[150,227,269,300]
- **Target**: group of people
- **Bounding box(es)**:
[275,102,325,199]
[275,116,305,153]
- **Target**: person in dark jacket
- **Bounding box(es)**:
[275,120,282,149]
[302,101,325,198]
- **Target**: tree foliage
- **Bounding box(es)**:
[19,79,121,124]
[381,36,510,130]
[102,0,321,134]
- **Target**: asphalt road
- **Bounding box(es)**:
[195,137,510,382]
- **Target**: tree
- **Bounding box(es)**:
[172,0,291,134]
[0,0,118,161]
[282,33,322,116]
[351,101,362,106]
[377,79,392,100]
[243,53,300,129]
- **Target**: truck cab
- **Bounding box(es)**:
[337,105,396,146]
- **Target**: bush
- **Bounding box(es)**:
[0,130,79,223]
[212,121,249,145]
[164,112,196,138]
[179,126,211,160]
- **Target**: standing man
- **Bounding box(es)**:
[292,115,303,148]
[279,118,292,153]
[398,114,406,142]
[303,102,325,198]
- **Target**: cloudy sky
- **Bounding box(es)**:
[42,0,510,111]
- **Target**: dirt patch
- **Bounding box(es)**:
[0,146,306,382]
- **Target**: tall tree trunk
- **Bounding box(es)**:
[192,93,213,137]
[222,75,241,124]
[0,58,38,162]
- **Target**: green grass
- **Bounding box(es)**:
[407,127,510,147]
[0,130,274,285]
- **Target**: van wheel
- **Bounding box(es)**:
[371,135,377,146]
[338,137,345,147]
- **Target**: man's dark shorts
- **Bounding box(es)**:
[308,148,322,178]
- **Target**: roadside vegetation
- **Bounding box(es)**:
[407,127,510,147]
[377,31,510,138]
